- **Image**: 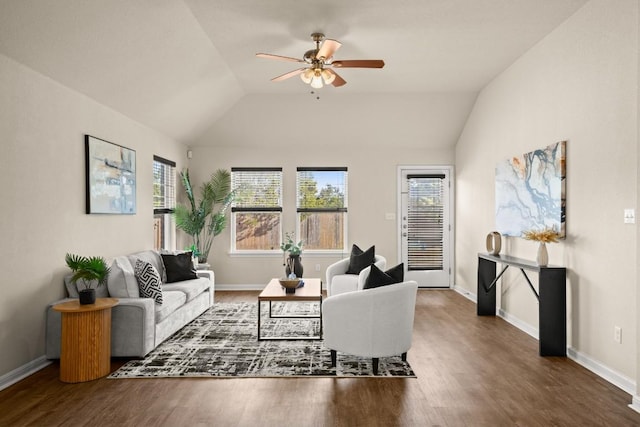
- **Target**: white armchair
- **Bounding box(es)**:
[325,255,386,296]
[322,280,418,375]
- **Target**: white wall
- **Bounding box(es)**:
[188,93,473,284]
[456,0,638,384]
[0,53,187,378]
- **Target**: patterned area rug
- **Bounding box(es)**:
[109,302,416,378]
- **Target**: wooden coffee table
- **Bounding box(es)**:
[257,278,322,341]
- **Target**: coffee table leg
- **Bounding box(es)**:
[257,301,262,340]
[319,297,323,338]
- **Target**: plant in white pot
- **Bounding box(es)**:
[65,253,111,304]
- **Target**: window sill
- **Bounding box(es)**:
[228,250,347,257]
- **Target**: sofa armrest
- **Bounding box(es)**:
[45,298,76,359]
[196,270,215,306]
[45,297,156,359]
[111,298,156,357]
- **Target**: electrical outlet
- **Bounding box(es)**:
[315,264,321,271]
[614,326,622,344]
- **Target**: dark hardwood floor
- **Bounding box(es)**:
[1,290,639,426]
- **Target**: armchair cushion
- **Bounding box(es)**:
[363,263,404,289]
[345,244,375,275]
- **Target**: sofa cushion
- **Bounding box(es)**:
[346,244,375,275]
[162,277,210,303]
[64,274,109,298]
[134,260,163,305]
[161,252,197,283]
[364,263,404,289]
[128,250,165,283]
[155,290,187,323]
[107,256,140,298]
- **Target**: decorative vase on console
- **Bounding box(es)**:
[536,242,549,267]
[522,227,560,267]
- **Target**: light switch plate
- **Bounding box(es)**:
[624,209,635,224]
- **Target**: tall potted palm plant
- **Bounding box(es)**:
[174,168,234,263]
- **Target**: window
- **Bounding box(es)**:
[153,156,176,250]
[297,167,347,251]
[231,167,283,251]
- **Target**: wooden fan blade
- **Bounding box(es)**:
[316,39,342,60]
[331,59,385,68]
[256,53,304,63]
[329,70,346,87]
[271,68,307,82]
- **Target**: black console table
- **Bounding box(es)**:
[477,253,566,357]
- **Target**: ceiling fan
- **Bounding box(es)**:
[256,32,385,89]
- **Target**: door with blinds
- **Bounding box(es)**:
[399,167,452,288]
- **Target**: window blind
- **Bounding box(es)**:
[231,167,283,211]
[407,174,444,270]
[153,156,176,214]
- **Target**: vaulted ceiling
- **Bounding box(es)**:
[0,0,588,144]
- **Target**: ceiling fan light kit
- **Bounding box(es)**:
[256,32,385,89]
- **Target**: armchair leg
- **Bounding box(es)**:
[330,350,337,368]
[372,358,379,375]
[401,352,407,362]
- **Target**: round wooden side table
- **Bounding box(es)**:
[52,297,119,383]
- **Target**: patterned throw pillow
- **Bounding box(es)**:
[134,259,163,305]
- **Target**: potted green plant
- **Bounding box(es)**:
[174,168,234,263]
[280,231,304,278]
[65,253,111,305]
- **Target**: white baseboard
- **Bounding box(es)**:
[453,284,477,302]
[629,395,640,414]
[0,356,51,392]
[216,283,328,291]
[497,308,539,339]
[215,283,264,291]
[567,347,636,395]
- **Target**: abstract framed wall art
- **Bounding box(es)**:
[495,141,566,237]
[85,135,136,214]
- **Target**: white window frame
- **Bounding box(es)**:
[230,167,283,255]
[153,155,176,251]
[296,167,348,255]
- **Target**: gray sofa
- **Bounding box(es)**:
[46,250,214,359]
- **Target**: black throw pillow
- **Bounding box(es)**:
[363,263,405,290]
[345,244,375,275]
[161,252,198,283]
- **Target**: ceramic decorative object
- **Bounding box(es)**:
[279,278,301,294]
[522,227,560,266]
[537,242,549,267]
[486,231,502,255]
[285,255,304,278]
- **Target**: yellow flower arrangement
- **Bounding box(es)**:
[522,227,560,243]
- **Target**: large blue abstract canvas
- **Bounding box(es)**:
[495,141,566,237]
